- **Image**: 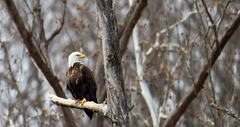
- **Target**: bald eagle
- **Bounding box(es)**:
[67,52,97,119]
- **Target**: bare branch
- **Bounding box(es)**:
[118,0,147,38]
[34,0,51,68]
[144,39,187,67]
[119,0,147,57]
[163,12,240,127]
[1,42,21,96]
[131,8,158,127]
[217,0,232,31]
[159,10,203,35]
[4,1,77,126]
[48,93,108,115]
[145,10,202,57]
[46,0,66,45]
[210,103,240,121]
[1,41,27,124]
[201,0,219,46]
[131,111,150,127]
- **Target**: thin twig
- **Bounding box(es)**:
[217,0,232,31]
[145,9,202,57]
[1,42,21,96]
[24,0,33,14]
[161,10,203,34]
[210,103,240,121]
[195,1,213,49]
[46,0,67,45]
[201,0,219,46]
[203,30,217,104]
[1,41,28,127]
[161,25,171,120]
[195,1,207,32]
[131,111,150,127]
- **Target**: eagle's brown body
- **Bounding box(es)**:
[67,62,97,119]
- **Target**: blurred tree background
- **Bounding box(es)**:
[0,0,240,127]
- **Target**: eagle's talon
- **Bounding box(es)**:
[75,98,86,105]
[75,99,81,104]
[80,98,86,104]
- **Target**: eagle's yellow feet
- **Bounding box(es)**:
[80,98,86,104]
[76,98,86,105]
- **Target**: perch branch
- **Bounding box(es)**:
[48,93,108,115]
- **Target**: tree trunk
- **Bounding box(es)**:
[95,0,129,127]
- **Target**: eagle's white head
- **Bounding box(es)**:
[68,52,86,68]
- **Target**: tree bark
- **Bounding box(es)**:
[95,0,129,126]
[95,1,147,126]
[95,0,147,104]
[163,13,240,127]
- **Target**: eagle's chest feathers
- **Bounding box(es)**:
[68,65,83,85]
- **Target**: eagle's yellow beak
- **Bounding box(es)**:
[78,54,86,58]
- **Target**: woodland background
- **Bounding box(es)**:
[0,0,240,127]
